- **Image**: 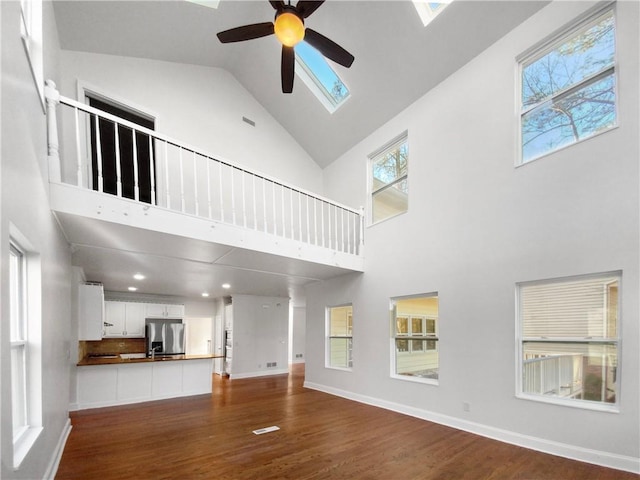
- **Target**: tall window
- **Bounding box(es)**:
[369,133,408,224]
[9,236,43,468]
[327,305,353,369]
[519,7,616,164]
[391,294,439,382]
[517,272,621,410]
[10,243,28,441]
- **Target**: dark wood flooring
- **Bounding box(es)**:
[56,364,638,479]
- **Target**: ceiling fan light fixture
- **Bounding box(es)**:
[274,12,305,47]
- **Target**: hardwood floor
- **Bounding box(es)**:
[57,365,637,480]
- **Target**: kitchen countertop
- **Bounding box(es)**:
[77,353,223,366]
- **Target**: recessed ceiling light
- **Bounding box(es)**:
[133,273,145,280]
[128,286,138,292]
[202,292,210,297]
[222,283,231,289]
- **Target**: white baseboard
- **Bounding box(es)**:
[304,381,640,475]
[43,418,72,480]
[230,368,289,379]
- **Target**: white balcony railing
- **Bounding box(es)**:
[45,81,364,256]
[523,354,584,398]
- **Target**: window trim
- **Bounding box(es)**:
[516,3,618,166]
[390,293,439,385]
[326,304,353,371]
[368,131,409,226]
[515,271,622,413]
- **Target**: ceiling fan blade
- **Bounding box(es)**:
[304,28,354,68]
[269,1,285,11]
[281,46,295,93]
[296,1,324,18]
[217,22,275,43]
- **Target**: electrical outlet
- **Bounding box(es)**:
[463,402,470,412]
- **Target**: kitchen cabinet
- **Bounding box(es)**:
[104,301,146,337]
[145,303,184,318]
[75,359,213,410]
[78,284,104,341]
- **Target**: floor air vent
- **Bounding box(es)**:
[252,426,280,435]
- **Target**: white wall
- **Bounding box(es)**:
[1,1,73,479]
[291,306,306,364]
[230,295,290,378]
[309,0,639,472]
[57,51,324,195]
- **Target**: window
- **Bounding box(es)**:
[369,133,408,224]
[517,272,621,410]
[9,234,43,468]
[412,1,451,27]
[87,94,156,204]
[20,0,44,110]
[295,41,350,113]
[391,294,439,382]
[519,7,616,164]
[327,305,353,369]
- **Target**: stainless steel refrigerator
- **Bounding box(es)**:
[145,319,185,356]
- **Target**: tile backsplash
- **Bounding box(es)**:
[79,338,146,361]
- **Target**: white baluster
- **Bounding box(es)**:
[114,123,122,197]
[148,136,156,205]
[164,141,170,209]
[305,195,310,244]
[218,161,224,222]
[241,170,247,228]
[95,115,104,193]
[281,184,286,238]
[132,130,139,201]
[341,208,345,252]
[262,177,268,233]
[179,147,185,213]
[192,151,199,217]
[290,189,294,240]
[314,198,318,246]
[206,158,212,219]
[272,181,277,235]
[74,107,82,187]
[231,167,236,225]
[321,200,325,248]
[252,175,257,230]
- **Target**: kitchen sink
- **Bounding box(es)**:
[119,353,147,359]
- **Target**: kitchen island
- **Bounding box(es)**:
[74,353,223,410]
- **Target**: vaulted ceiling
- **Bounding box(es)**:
[53,0,549,169]
[51,1,549,303]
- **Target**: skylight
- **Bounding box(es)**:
[412,1,451,26]
[185,0,219,9]
[294,41,350,113]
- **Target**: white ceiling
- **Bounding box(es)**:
[50,0,549,303]
[55,212,355,303]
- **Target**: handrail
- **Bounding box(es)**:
[45,80,364,256]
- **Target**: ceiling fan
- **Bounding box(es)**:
[217,1,355,94]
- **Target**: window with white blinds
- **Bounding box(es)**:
[517,272,620,410]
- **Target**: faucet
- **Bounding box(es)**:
[149,346,161,359]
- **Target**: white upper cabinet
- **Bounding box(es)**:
[145,303,184,318]
[78,284,104,341]
[104,301,146,337]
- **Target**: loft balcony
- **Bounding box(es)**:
[44,81,364,290]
